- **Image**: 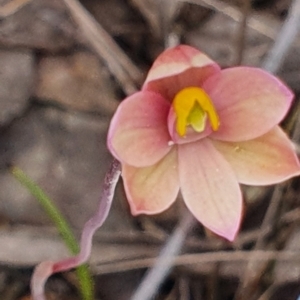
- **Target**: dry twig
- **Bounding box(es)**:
[234,1,300,297]
[93,250,300,275]
[234,0,252,65]
[262,0,300,73]
[0,0,32,18]
[131,212,195,300]
[62,0,143,95]
[181,0,280,40]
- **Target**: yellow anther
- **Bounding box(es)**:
[173,87,220,137]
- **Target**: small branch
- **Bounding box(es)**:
[31,159,121,300]
[62,0,141,95]
[92,250,300,275]
[181,0,280,41]
[234,2,300,297]
[234,0,252,65]
[131,211,196,300]
[0,0,33,18]
[262,0,300,73]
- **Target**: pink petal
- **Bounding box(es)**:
[202,67,294,141]
[167,106,212,144]
[143,45,221,101]
[211,126,300,185]
[122,147,179,215]
[178,139,242,241]
[108,91,172,167]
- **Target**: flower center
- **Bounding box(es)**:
[173,87,220,137]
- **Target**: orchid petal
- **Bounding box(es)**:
[143,45,221,101]
[108,91,172,167]
[203,67,294,141]
[178,139,242,241]
[122,147,179,215]
[211,127,300,185]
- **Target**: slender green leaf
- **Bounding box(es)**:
[11,166,94,300]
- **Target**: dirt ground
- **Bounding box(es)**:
[1,0,300,299]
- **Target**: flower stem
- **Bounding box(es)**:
[30,159,121,300]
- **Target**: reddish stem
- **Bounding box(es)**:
[31,159,121,300]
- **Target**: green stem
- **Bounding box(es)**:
[10,166,94,300]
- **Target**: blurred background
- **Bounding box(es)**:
[1,0,300,299]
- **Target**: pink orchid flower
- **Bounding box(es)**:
[107,45,300,241]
